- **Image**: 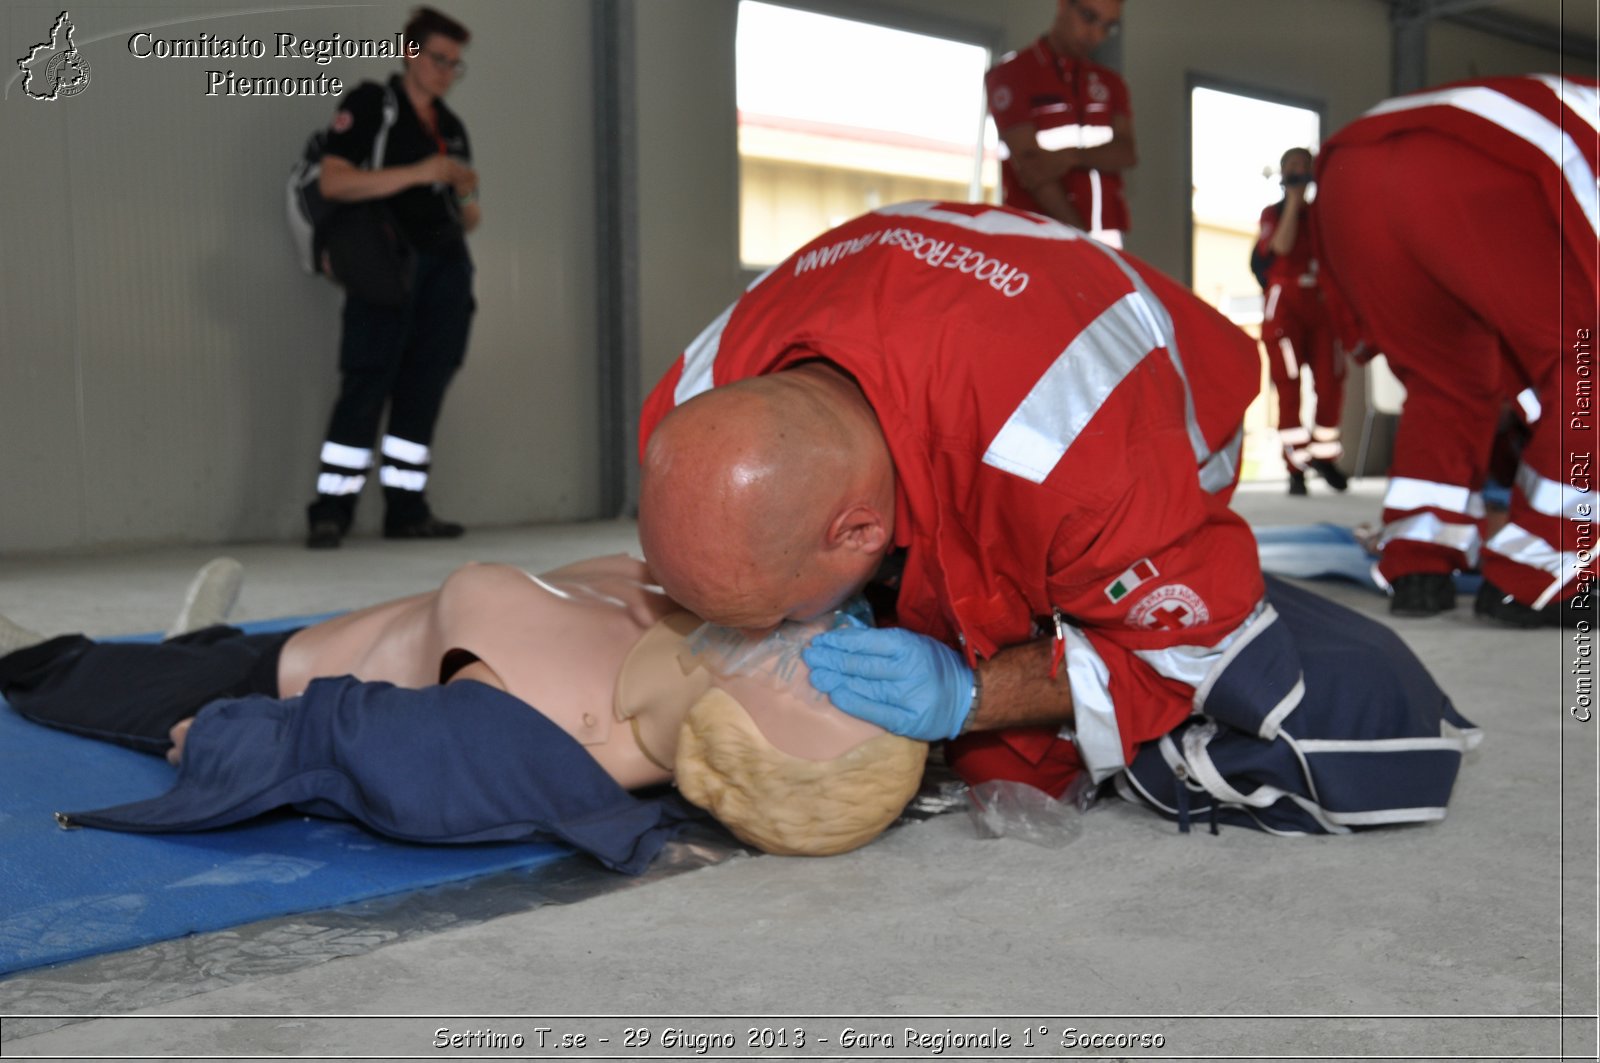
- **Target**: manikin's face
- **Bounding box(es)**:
[616,601,928,858]
[614,611,884,768]
[684,614,885,759]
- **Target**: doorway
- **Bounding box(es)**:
[1189,82,1321,482]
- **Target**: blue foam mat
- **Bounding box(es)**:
[1254,523,1482,595]
[0,616,577,977]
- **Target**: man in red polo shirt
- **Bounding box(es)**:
[1252,147,1348,496]
[985,0,1137,246]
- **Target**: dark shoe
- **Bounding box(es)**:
[1389,572,1457,617]
[1474,581,1588,629]
[306,493,355,549]
[1287,472,1308,496]
[306,519,344,550]
[1309,458,1349,492]
[384,515,465,540]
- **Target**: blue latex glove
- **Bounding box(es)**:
[802,621,974,742]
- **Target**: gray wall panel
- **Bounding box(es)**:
[634,0,742,395]
[2,0,596,552]
[2,19,89,552]
[424,0,600,529]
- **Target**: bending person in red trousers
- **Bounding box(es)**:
[1316,75,1598,624]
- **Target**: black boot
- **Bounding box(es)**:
[1474,581,1588,629]
[1389,573,1457,617]
[1309,458,1349,492]
[306,495,356,550]
[1287,471,1308,496]
[383,488,464,540]
[384,514,465,539]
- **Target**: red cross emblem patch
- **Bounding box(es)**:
[1127,584,1211,630]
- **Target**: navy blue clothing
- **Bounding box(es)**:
[0,626,292,754]
[57,677,693,876]
[1119,576,1480,834]
[325,250,475,491]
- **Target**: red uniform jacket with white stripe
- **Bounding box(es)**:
[639,202,1264,778]
[1316,74,1599,350]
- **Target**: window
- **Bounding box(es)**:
[736,2,998,269]
[1190,83,1321,480]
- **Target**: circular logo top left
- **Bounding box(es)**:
[18,12,92,101]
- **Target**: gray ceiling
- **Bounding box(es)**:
[1433,0,1593,45]
[1399,0,1600,58]
[1489,0,1597,37]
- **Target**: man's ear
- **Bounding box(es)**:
[827,503,890,555]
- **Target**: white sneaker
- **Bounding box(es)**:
[0,613,45,656]
[166,558,244,638]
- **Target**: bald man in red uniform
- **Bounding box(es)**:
[636,201,1477,834]
[1316,75,1598,624]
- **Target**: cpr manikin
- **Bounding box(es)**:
[237,555,925,855]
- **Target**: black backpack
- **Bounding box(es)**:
[285,84,399,275]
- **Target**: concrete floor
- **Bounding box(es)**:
[2,480,1595,1059]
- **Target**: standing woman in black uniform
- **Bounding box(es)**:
[305,6,479,548]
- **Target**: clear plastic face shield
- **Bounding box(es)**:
[677,605,882,761]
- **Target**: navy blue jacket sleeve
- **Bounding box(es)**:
[60,677,694,875]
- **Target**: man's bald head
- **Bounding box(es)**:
[639,363,895,632]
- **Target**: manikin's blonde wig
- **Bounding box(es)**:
[674,687,927,856]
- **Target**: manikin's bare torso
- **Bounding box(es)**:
[276,555,689,789]
[272,554,886,795]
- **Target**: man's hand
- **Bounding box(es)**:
[802,624,974,741]
[449,162,478,199]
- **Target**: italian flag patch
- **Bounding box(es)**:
[1104,558,1159,603]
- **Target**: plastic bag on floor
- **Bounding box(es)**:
[964,778,1083,849]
